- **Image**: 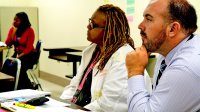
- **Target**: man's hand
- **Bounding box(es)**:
[126,45,149,78]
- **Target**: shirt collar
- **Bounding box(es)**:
[164,35,193,65]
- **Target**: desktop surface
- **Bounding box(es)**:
[0,89,90,111]
[0,72,14,81]
[43,46,86,78]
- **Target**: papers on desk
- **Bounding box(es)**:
[40,97,69,107]
[0,89,51,102]
[39,97,87,112]
[0,42,6,47]
[1,97,87,112]
[0,90,88,112]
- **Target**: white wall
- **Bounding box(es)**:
[33,0,150,78]
[0,0,199,79]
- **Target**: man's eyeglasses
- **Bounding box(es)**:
[89,19,105,29]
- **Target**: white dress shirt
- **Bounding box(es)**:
[128,34,200,112]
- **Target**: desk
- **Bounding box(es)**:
[0,46,7,52]
[0,72,15,92]
[0,72,14,81]
[43,46,86,78]
[0,95,90,112]
[50,95,90,111]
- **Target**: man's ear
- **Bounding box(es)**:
[167,22,180,37]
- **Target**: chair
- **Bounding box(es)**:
[1,57,21,91]
[27,40,43,90]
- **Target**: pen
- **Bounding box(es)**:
[14,102,35,109]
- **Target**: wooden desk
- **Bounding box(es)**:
[66,100,90,111]
[0,72,14,81]
[0,72,15,92]
[43,46,85,52]
[0,46,8,52]
[43,46,85,78]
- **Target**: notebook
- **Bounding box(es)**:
[0,89,51,102]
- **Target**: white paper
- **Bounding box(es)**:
[1,98,87,112]
[0,41,6,47]
[40,97,70,107]
[0,89,51,101]
[0,90,89,112]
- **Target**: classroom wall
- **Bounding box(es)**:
[34,0,150,79]
[37,0,155,79]
[0,0,199,80]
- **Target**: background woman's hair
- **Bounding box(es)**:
[16,12,31,37]
[96,4,135,70]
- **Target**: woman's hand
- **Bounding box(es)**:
[17,53,24,59]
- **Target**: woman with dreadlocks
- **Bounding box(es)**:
[60,4,152,112]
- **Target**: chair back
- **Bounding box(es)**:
[33,40,42,65]
[26,40,43,90]
[36,40,42,52]
[1,57,21,91]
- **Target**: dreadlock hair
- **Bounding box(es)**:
[15,12,31,37]
[96,4,135,70]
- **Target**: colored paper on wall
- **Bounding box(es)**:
[126,7,135,14]
[127,0,135,5]
[127,15,133,22]
[104,0,109,4]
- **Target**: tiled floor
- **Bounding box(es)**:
[37,78,65,99]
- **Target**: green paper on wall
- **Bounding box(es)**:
[127,7,135,14]
[127,0,135,5]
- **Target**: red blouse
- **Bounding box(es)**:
[5,27,35,55]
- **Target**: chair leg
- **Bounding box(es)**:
[27,69,43,91]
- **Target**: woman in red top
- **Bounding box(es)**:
[5,12,36,89]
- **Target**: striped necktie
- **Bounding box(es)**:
[155,60,167,87]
